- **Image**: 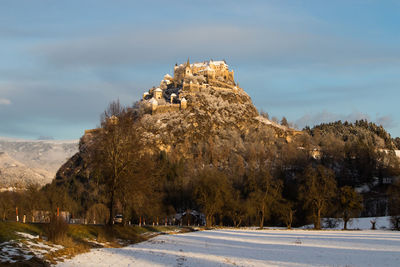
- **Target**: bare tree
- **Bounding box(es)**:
[249,170,282,229]
[226,189,249,227]
[0,191,13,221]
[299,165,337,229]
[388,180,400,230]
[91,101,141,225]
[194,167,231,227]
[279,200,295,229]
[338,186,363,230]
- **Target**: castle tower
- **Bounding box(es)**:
[150,98,158,112]
[180,97,187,109]
[170,93,176,104]
[184,58,192,76]
[154,88,163,100]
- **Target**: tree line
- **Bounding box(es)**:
[2,101,400,230]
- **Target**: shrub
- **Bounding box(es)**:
[391,216,400,230]
[46,215,69,243]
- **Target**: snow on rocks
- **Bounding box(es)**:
[58,228,400,267]
[0,231,64,264]
[0,241,34,263]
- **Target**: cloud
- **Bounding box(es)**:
[0,77,141,139]
[376,115,396,129]
[31,24,400,70]
[2,2,398,140]
[0,98,11,105]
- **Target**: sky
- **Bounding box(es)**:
[1,0,400,140]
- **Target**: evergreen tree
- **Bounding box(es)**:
[281,117,289,127]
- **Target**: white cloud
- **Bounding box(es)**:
[0,98,11,105]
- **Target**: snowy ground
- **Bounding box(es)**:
[58,228,400,267]
[316,216,392,230]
[0,232,64,264]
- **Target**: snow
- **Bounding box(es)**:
[324,216,392,230]
[256,116,288,131]
[355,184,370,193]
[58,227,400,267]
[0,242,33,263]
[210,60,226,66]
[0,231,64,264]
[149,98,158,105]
[16,232,37,239]
[301,216,391,230]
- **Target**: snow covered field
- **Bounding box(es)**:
[58,228,400,267]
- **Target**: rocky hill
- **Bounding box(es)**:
[48,60,400,220]
[55,89,297,184]
[0,152,52,189]
[55,60,299,184]
[0,137,78,189]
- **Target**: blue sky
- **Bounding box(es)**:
[1,0,400,140]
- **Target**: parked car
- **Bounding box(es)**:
[113,214,123,224]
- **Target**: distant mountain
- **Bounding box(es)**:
[0,137,78,189]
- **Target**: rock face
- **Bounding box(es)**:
[139,88,259,153]
[0,138,78,189]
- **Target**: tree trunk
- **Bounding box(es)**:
[108,190,115,225]
[259,212,265,229]
[343,219,348,230]
[206,215,212,228]
[287,210,293,229]
[315,208,321,230]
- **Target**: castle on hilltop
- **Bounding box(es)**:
[142,59,240,114]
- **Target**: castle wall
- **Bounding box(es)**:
[152,104,181,114]
[173,60,234,86]
[84,128,100,135]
